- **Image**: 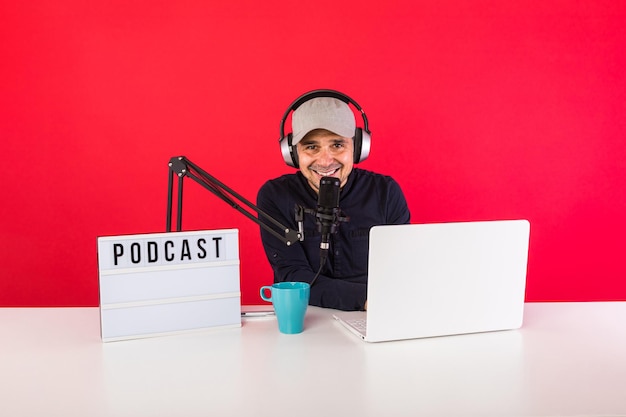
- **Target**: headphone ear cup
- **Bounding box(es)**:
[353,128,371,164]
[353,128,363,164]
[290,142,299,169]
[280,133,299,168]
[358,129,372,162]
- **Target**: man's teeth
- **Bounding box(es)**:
[316,169,338,176]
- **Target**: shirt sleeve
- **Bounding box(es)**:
[385,177,411,225]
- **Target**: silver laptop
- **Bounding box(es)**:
[333,220,530,342]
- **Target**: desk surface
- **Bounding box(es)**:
[2,302,625,417]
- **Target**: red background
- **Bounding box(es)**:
[2,1,625,306]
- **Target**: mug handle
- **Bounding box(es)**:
[260,286,273,302]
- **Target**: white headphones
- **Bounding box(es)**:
[278,89,371,168]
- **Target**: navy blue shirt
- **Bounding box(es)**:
[257,168,410,311]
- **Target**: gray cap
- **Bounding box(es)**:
[291,97,356,144]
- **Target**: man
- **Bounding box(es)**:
[257,91,410,311]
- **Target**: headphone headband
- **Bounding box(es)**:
[279,89,370,139]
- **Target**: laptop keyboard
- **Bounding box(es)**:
[348,318,367,332]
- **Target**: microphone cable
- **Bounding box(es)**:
[309,251,327,287]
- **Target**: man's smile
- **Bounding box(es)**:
[310,167,340,178]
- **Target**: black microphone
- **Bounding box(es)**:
[316,176,341,267]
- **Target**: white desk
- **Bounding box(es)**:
[1,302,625,417]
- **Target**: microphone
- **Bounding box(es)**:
[316,176,341,267]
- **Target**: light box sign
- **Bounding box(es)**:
[97,229,241,342]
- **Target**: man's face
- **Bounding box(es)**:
[297,130,354,193]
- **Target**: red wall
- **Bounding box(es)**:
[2,1,625,306]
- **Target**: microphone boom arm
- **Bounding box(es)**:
[166,156,303,246]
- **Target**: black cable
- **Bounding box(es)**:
[309,251,327,287]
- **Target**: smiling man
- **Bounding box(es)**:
[257,92,410,311]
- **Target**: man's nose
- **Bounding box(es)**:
[317,146,335,165]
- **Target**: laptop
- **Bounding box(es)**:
[333,219,530,342]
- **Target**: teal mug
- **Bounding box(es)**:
[260,282,310,334]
